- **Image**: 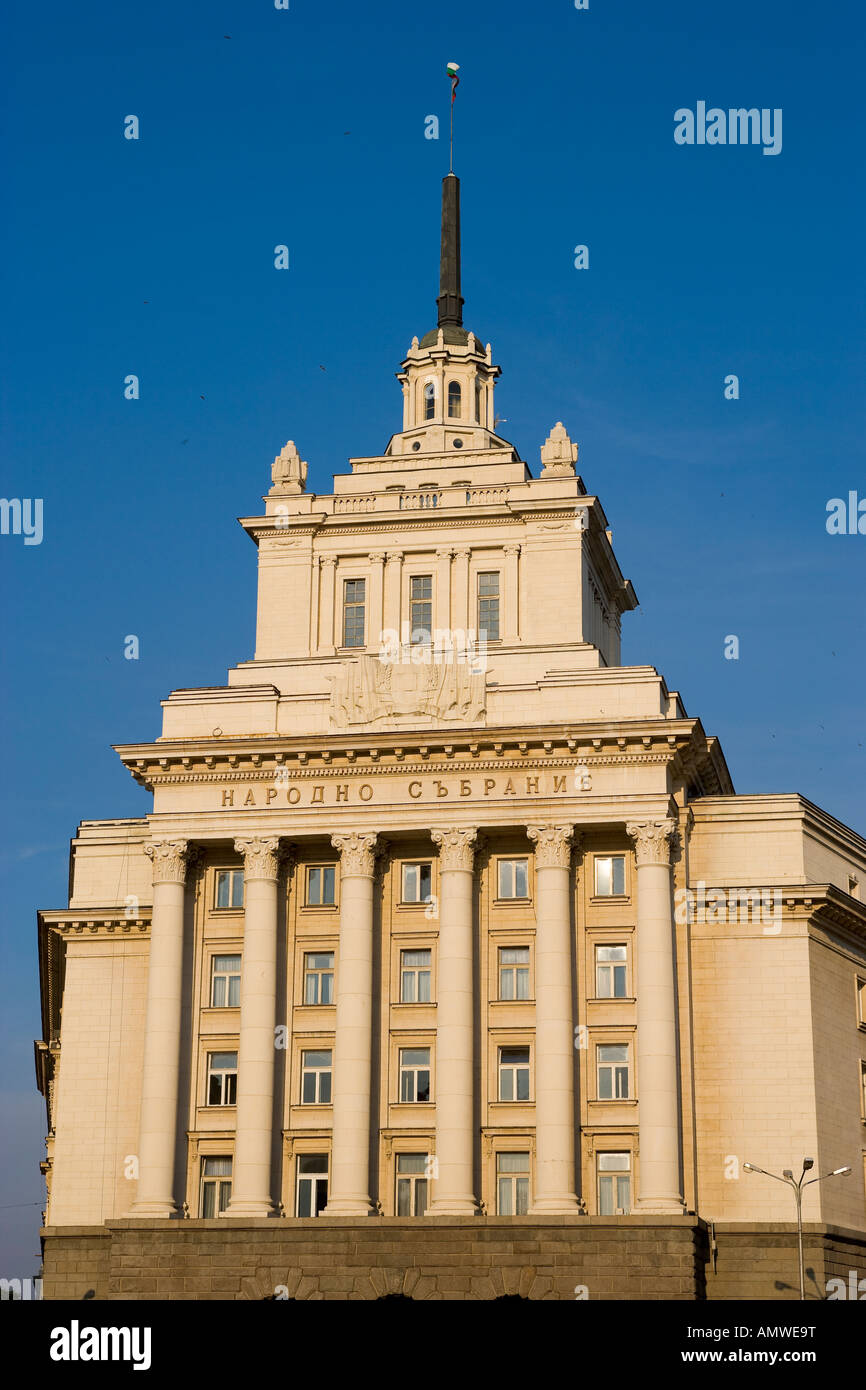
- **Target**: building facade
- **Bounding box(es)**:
[35,175,866,1300]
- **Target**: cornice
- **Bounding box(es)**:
[115,722,705,789]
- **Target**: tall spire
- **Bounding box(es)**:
[436,173,464,328]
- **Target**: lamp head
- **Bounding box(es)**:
[832,1167,852,1176]
[782,1168,793,1180]
[743,1163,754,1172]
[802,1158,815,1172]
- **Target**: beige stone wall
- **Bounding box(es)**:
[690,921,821,1223]
[809,934,866,1228]
[48,939,149,1225]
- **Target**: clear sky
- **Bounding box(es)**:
[1,0,863,1271]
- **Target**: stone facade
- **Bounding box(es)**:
[35,173,866,1300]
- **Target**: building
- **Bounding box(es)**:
[35,169,866,1301]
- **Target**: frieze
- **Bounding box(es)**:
[217,772,577,809]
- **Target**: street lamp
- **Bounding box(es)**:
[743,1159,851,1300]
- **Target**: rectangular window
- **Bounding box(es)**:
[396,1153,429,1216]
[409,575,433,645]
[597,1044,630,1100]
[402,862,433,904]
[400,948,432,1003]
[200,1156,232,1217]
[215,869,244,910]
[207,1052,238,1106]
[296,1154,329,1217]
[499,946,530,1001]
[303,951,334,1005]
[861,1061,866,1122]
[858,977,866,1028]
[597,1152,631,1215]
[496,1152,530,1215]
[498,1046,530,1102]
[498,857,529,900]
[342,578,366,648]
[211,954,241,1009]
[307,865,336,907]
[595,945,628,999]
[478,571,500,642]
[300,1049,332,1105]
[399,1047,431,1103]
[595,855,626,897]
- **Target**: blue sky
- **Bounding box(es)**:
[1,0,863,1269]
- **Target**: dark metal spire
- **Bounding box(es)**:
[436,173,464,328]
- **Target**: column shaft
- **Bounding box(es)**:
[129,840,190,1216]
[322,833,377,1216]
[527,825,580,1213]
[502,545,520,642]
[627,819,684,1213]
[225,838,281,1217]
[429,828,477,1215]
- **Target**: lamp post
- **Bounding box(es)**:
[743,1159,851,1300]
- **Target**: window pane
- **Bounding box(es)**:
[415,1178,428,1216]
[396,1178,411,1216]
[401,971,416,1003]
[302,1072,316,1104]
[322,866,335,904]
[516,1068,530,1102]
[397,1154,427,1174]
[214,954,240,972]
[514,859,528,897]
[402,1048,430,1066]
[599,1045,628,1062]
[403,864,418,901]
[299,1154,328,1174]
[297,1178,312,1217]
[228,975,241,1007]
[218,1180,231,1214]
[498,1152,530,1173]
[598,1152,630,1172]
[515,1176,529,1215]
[596,858,611,896]
[201,1183,216,1219]
[403,949,431,968]
[320,973,333,1004]
[319,1071,331,1104]
[419,864,432,899]
[497,1177,513,1216]
[418,971,431,1003]
[308,866,321,905]
[447,381,461,417]
[613,964,627,997]
[599,1174,614,1215]
[612,856,625,895]
[598,1069,612,1100]
[216,872,229,908]
[417,1070,430,1102]
[515,968,529,1000]
[210,1052,237,1070]
[500,1069,514,1101]
[501,1048,529,1065]
[230,872,244,908]
[304,973,318,1005]
[212,975,226,1008]
[203,1156,232,1177]
[501,947,529,965]
[500,968,514,1001]
[498,860,510,898]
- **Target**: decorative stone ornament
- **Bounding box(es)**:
[331,831,378,877]
[540,421,578,476]
[626,818,677,866]
[269,439,308,495]
[526,823,574,869]
[144,839,190,884]
[233,836,281,881]
[431,826,477,871]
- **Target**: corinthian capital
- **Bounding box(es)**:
[431,827,477,872]
[145,840,190,885]
[626,818,677,867]
[526,824,574,869]
[234,836,281,882]
[331,832,378,877]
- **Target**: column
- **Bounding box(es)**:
[129,840,191,1216]
[225,837,281,1217]
[453,548,471,641]
[322,832,378,1215]
[368,552,386,651]
[626,818,684,1212]
[318,557,337,655]
[429,827,478,1214]
[309,556,320,655]
[383,551,403,644]
[526,825,581,1213]
[435,547,453,637]
[502,544,520,642]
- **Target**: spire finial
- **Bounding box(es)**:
[436,173,463,328]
